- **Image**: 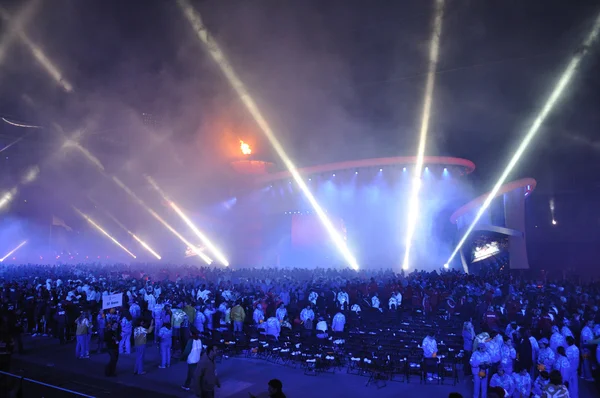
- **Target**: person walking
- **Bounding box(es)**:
[194,345,220,398]
[75,312,90,359]
[119,313,133,354]
[158,322,172,368]
[96,310,106,353]
[133,319,154,375]
[104,321,120,377]
[231,302,245,333]
[181,331,203,391]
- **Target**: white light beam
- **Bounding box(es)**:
[402,0,445,270]
[446,12,600,269]
[177,0,359,269]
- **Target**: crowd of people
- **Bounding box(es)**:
[0,262,599,397]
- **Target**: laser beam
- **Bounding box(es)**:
[73,207,137,259]
[170,202,229,266]
[66,141,212,264]
[0,0,40,65]
[112,177,213,265]
[0,5,73,92]
[1,117,42,129]
[88,197,162,260]
[0,240,27,262]
[446,11,600,270]
[146,176,229,266]
[402,0,445,270]
[178,0,359,269]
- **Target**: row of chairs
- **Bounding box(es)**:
[203,312,465,388]
[347,355,460,386]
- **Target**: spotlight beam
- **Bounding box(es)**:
[146,176,229,266]
[177,0,359,270]
[446,11,600,268]
[88,197,162,260]
[0,4,73,92]
[63,141,212,264]
[0,0,39,65]
[402,0,445,270]
[170,202,229,266]
[0,240,27,262]
[111,177,213,265]
[73,207,137,259]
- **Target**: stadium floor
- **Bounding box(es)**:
[5,335,598,398]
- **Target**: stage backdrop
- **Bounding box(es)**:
[291,214,347,248]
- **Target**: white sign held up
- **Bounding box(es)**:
[102,293,123,310]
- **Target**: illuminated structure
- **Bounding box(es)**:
[449,178,536,273]
[229,156,475,268]
[230,140,275,176]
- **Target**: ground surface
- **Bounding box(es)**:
[3,335,598,398]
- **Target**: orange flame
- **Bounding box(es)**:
[240,140,252,155]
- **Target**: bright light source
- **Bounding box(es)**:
[22,166,40,184]
[170,202,230,266]
[402,0,445,271]
[240,140,252,155]
[73,207,137,259]
[446,11,600,268]
[443,263,449,269]
[177,0,359,270]
[0,240,27,262]
[552,219,557,225]
[0,187,18,210]
[379,168,383,172]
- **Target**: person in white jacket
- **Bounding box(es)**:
[300,304,315,330]
[181,333,203,391]
[371,293,382,312]
[337,289,349,310]
[316,318,328,339]
[144,291,156,312]
[308,290,318,306]
[332,312,346,332]
[264,316,281,339]
[275,303,287,323]
[253,304,265,325]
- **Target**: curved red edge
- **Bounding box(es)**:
[449,178,537,224]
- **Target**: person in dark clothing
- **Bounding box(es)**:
[516,330,533,373]
[267,379,286,398]
[194,345,220,398]
[249,378,286,398]
[7,307,24,354]
[104,321,120,377]
[54,304,67,345]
